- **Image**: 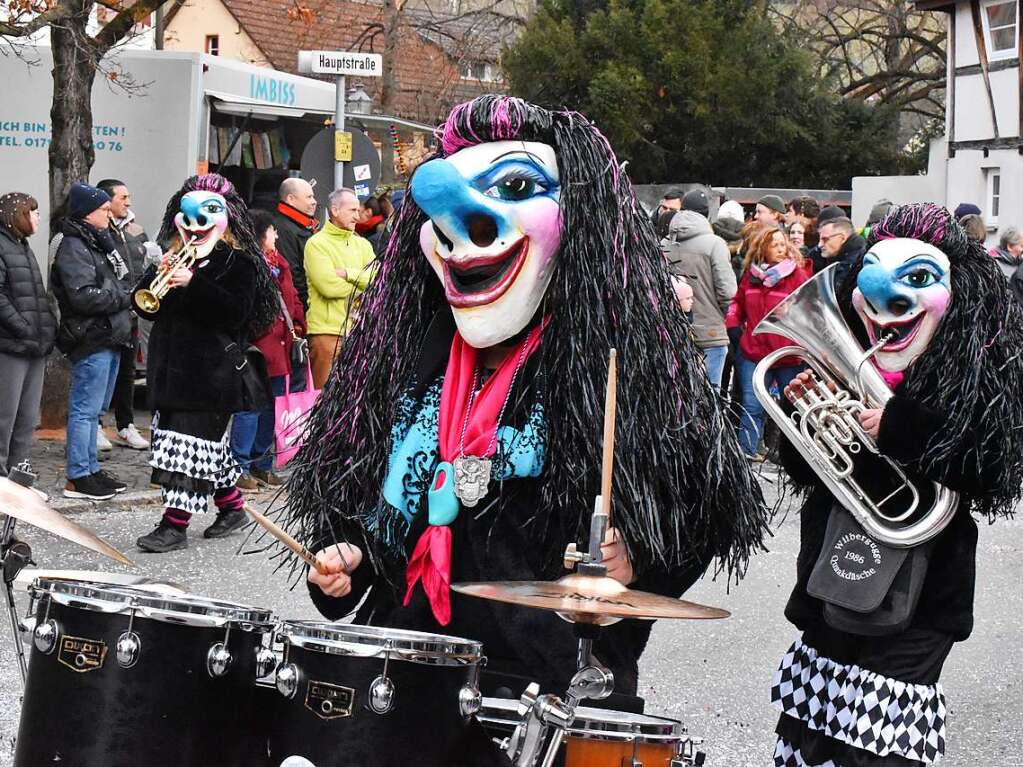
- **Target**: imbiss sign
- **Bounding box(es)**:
[297,51,383,78]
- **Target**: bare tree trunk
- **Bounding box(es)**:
[42,0,97,428]
[48,0,98,237]
[378,0,402,185]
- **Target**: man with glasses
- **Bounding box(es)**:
[816,216,866,286]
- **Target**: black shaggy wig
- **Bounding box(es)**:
[282,95,768,581]
[157,173,278,337]
[838,202,1023,518]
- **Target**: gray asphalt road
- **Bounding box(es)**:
[0,477,1019,765]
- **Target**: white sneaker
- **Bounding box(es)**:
[117,424,150,450]
[97,429,113,452]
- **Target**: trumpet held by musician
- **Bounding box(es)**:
[761,203,1023,767]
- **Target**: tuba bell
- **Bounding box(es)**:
[751,264,958,548]
[132,235,199,314]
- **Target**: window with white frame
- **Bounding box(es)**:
[982,0,1018,59]
[987,169,1002,225]
[459,61,500,82]
[205,35,220,56]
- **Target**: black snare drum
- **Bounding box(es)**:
[268,622,485,767]
[15,578,275,767]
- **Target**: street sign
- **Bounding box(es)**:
[298,51,383,78]
[334,131,353,162]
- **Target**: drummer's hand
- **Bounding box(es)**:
[601,528,635,586]
[167,267,193,288]
[858,408,882,439]
[308,543,363,598]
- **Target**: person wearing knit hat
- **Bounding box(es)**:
[682,187,710,218]
[50,181,133,501]
[0,192,57,486]
[755,194,786,226]
[953,202,981,220]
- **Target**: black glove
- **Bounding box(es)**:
[727,327,742,347]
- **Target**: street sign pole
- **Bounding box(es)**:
[335,74,346,190]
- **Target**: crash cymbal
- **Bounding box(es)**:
[452,572,730,626]
[0,478,133,566]
[13,569,182,593]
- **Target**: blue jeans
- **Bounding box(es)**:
[66,349,120,479]
[701,345,728,389]
[737,352,802,457]
[231,375,287,473]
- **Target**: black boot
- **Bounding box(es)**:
[203,510,248,539]
[136,521,188,553]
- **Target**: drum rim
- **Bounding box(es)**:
[279,621,483,666]
[32,578,274,628]
[479,698,685,743]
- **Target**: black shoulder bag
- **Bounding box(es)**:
[223,339,273,410]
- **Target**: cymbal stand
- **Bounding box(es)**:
[505,497,617,767]
[1,463,38,686]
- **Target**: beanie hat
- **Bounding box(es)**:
[716,200,745,224]
[866,198,894,226]
[712,217,743,243]
[757,194,785,214]
[817,205,846,225]
[0,192,38,239]
[953,202,981,220]
[68,182,111,220]
[681,188,710,218]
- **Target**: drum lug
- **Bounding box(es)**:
[276,662,300,699]
[207,642,233,678]
[33,619,59,655]
[255,646,277,679]
[458,684,482,718]
[116,631,142,669]
[368,674,396,715]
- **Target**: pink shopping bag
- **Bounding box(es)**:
[274,363,320,467]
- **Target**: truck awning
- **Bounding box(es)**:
[207,91,332,119]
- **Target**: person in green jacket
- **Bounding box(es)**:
[303,187,377,389]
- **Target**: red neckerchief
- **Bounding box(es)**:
[276,202,320,232]
[404,322,546,625]
[355,214,384,235]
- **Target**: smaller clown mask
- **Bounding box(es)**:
[852,238,952,372]
[175,191,229,259]
[412,140,561,349]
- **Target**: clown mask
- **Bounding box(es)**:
[175,191,229,259]
[411,140,561,349]
[852,238,952,372]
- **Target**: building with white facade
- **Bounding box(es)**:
[853,0,1020,241]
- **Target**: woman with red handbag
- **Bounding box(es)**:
[231,209,306,489]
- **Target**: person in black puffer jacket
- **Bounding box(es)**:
[50,183,133,501]
[0,192,57,477]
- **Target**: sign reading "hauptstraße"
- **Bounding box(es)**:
[297,51,383,77]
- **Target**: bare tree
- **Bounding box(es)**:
[770,0,946,122]
[1,0,168,230]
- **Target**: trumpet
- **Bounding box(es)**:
[751,264,958,548]
[132,235,199,314]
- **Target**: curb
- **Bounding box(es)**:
[50,489,164,514]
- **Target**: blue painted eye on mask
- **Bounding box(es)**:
[472,159,559,202]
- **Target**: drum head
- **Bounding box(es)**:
[479,698,683,744]
[15,568,185,592]
[32,578,273,628]
[279,621,482,666]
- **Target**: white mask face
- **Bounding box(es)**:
[174,191,229,259]
[411,140,561,348]
[852,238,952,372]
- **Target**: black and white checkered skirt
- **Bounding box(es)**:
[772,638,947,765]
[150,411,241,515]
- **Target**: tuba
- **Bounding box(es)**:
[751,264,958,548]
[132,235,199,314]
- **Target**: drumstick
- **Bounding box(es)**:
[243,504,329,576]
[600,348,618,527]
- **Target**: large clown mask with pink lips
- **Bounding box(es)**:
[411,140,560,349]
[174,191,229,259]
[852,238,952,372]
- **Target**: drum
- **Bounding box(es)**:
[479,697,705,766]
[268,622,485,767]
[14,578,275,767]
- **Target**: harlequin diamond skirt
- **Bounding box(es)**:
[771,633,951,766]
[150,411,240,515]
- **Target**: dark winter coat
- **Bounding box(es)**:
[50,219,132,362]
[812,233,866,288]
[110,213,151,287]
[252,250,306,378]
[138,242,258,413]
[307,311,710,703]
[778,389,990,643]
[0,227,57,358]
[272,204,318,309]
